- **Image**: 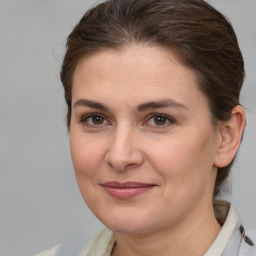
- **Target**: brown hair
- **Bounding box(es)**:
[60,0,244,196]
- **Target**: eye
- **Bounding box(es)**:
[80,113,109,126]
[146,114,175,127]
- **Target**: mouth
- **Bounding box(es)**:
[101,182,156,199]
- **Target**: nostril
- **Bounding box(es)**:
[105,150,144,172]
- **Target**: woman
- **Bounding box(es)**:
[60,0,255,255]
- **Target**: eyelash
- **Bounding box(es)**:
[145,113,175,128]
[80,113,110,127]
[79,113,175,128]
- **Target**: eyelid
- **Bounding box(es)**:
[80,112,111,126]
[144,113,176,127]
[78,112,175,128]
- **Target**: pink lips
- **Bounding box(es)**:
[102,182,155,199]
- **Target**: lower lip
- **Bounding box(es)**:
[103,186,155,199]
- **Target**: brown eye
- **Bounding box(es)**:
[146,114,175,128]
[91,115,105,125]
[154,116,167,125]
[81,114,108,126]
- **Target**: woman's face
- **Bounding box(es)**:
[70,45,221,234]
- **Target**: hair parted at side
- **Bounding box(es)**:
[60,0,244,197]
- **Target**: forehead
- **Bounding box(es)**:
[72,45,207,110]
[74,45,188,77]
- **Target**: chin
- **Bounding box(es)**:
[97,207,159,234]
[106,220,152,234]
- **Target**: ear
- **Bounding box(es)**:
[214,105,246,168]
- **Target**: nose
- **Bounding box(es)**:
[105,125,144,172]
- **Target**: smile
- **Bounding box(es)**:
[102,182,156,199]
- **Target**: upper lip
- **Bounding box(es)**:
[102,182,156,188]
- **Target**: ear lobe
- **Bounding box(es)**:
[214,105,246,168]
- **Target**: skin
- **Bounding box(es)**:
[69,45,245,256]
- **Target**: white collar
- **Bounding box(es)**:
[204,200,238,255]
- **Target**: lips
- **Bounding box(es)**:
[102,182,155,199]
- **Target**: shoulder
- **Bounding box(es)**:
[33,228,114,256]
[33,244,60,256]
[79,227,115,256]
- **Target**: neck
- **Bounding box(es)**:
[112,201,221,256]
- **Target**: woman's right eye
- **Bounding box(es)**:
[80,113,109,126]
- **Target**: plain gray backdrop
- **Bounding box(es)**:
[0,0,255,255]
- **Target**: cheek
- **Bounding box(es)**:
[148,131,217,185]
[70,134,105,180]
[69,134,107,211]
[146,136,216,220]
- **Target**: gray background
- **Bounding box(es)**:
[0,0,255,255]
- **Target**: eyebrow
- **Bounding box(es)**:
[73,98,189,112]
[73,99,110,111]
[137,99,189,112]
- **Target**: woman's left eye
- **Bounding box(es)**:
[146,114,175,127]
